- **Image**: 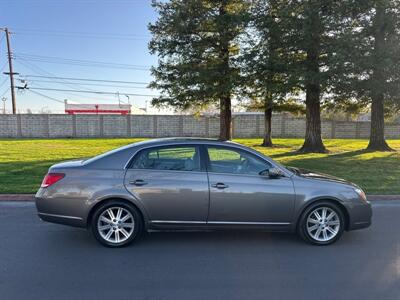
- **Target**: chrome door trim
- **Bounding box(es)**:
[151,220,207,224]
[207,221,290,225]
[151,220,290,225]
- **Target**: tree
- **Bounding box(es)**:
[241,0,298,147]
[335,0,400,151]
[278,1,357,153]
[149,0,250,140]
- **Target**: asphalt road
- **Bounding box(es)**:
[0,201,399,300]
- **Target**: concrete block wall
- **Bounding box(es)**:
[49,115,74,138]
[0,114,399,139]
[0,115,18,137]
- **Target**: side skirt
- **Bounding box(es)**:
[148,220,292,232]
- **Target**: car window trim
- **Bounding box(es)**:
[126,143,205,172]
[203,144,276,177]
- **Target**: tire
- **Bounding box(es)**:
[298,201,345,245]
[91,200,143,247]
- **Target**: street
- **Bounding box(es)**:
[0,201,399,300]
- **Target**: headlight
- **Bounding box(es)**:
[354,188,367,201]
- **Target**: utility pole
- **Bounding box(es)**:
[2,28,17,114]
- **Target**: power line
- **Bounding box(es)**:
[0,62,8,73]
[0,77,8,88]
[14,53,151,70]
[15,59,114,102]
[0,87,10,98]
[25,79,152,90]
[26,89,65,104]
[12,28,150,40]
[18,86,159,97]
[22,75,149,85]
[14,32,148,41]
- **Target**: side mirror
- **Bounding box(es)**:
[260,167,284,179]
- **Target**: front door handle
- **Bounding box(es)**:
[211,182,229,189]
[129,179,148,186]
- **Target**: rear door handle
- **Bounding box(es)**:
[129,179,148,186]
[211,182,229,189]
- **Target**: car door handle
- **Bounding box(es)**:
[211,183,229,189]
[129,179,147,186]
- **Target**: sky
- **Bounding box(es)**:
[0,0,162,113]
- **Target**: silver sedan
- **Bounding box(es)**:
[35,138,372,247]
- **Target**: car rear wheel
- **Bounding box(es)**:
[91,200,142,247]
[298,201,345,245]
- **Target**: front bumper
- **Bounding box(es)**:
[346,200,372,231]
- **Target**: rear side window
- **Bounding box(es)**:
[130,146,200,171]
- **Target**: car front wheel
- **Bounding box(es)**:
[91,200,142,247]
[298,201,345,245]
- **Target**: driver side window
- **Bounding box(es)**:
[206,146,271,175]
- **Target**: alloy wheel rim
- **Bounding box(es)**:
[97,207,135,244]
[306,207,340,242]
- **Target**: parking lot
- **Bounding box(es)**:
[0,201,399,300]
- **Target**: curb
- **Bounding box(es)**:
[0,194,398,202]
[0,194,35,201]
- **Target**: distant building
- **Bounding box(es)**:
[65,102,132,115]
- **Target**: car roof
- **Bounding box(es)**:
[132,137,239,147]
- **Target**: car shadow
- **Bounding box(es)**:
[44,226,370,251]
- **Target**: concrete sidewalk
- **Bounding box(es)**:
[0,194,398,201]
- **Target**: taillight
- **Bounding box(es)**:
[41,173,65,188]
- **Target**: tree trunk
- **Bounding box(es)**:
[298,9,327,153]
[366,3,393,151]
[218,0,232,141]
[366,93,393,151]
[261,100,273,147]
[219,95,232,140]
[298,84,327,153]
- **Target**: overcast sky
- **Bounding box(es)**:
[0,0,159,113]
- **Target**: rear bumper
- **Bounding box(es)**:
[37,212,84,228]
[35,188,87,228]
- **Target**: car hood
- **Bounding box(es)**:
[290,167,357,187]
[50,159,85,170]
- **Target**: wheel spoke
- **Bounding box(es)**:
[116,208,123,220]
[327,220,340,226]
[308,224,319,231]
[322,229,328,240]
[314,227,322,239]
[100,216,113,224]
[321,208,327,220]
[120,214,131,223]
[107,209,115,220]
[99,224,111,231]
[326,226,337,235]
[115,230,120,243]
[313,211,322,221]
[308,218,319,224]
[121,222,134,228]
[326,212,335,221]
[120,228,130,238]
[104,228,113,240]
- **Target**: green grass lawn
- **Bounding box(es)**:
[0,138,399,194]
